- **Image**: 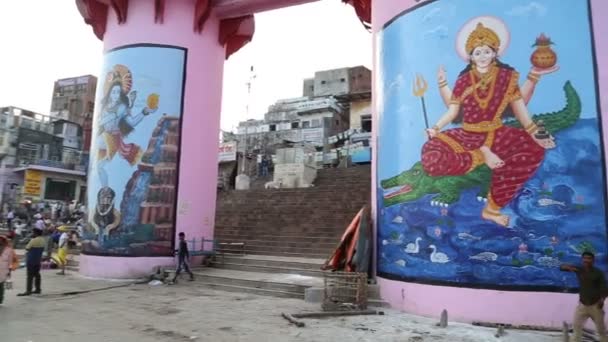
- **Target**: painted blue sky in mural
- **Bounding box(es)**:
[88,46,185,204]
[377,0,605,290]
[378,0,599,180]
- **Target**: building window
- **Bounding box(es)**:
[321,80,326,85]
[361,115,372,133]
[311,119,320,128]
[53,123,64,135]
[336,120,340,126]
[340,78,345,82]
[291,122,299,129]
[302,121,310,128]
[269,124,276,132]
[45,178,76,201]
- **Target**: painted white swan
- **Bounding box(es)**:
[405,237,422,254]
[429,244,450,263]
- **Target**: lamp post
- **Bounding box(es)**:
[235,66,256,190]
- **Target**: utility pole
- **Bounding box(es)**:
[236,66,256,190]
[241,65,256,173]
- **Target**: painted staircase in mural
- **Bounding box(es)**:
[118,115,179,256]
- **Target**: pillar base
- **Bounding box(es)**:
[79,254,174,279]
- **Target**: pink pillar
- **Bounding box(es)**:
[373,0,608,327]
[79,0,224,278]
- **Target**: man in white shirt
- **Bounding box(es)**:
[35,215,45,231]
[6,209,14,231]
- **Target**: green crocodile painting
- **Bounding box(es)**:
[381,81,582,207]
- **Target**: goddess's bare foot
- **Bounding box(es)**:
[482,208,510,227]
[480,147,505,169]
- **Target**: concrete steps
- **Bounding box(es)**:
[194,282,303,299]
[211,255,325,277]
[174,267,322,299]
[217,239,336,249]
[224,248,329,259]
[173,254,388,307]
[216,228,342,238]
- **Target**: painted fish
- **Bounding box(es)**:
[392,216,404,223]
[537,198,566,207]
[537,256,561,268]
[395,259,407,267]
[469,252,498,262]
[458,233,482,241]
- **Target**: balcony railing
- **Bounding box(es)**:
[20,159,88,173]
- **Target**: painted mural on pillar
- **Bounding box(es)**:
[377,0,606,290]
[82,44,186,257]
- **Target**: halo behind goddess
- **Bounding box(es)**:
[456,16,510,60]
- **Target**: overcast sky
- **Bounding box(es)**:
[0,0,371,132]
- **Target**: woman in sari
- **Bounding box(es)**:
[422,22,555,227]
[0,236,13,305]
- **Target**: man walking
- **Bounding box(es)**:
[171,232,194,283]
[561,251,608,342]
[6,208,14,231]
[17,228,45,296]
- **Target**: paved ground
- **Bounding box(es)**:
[1,269,563,342]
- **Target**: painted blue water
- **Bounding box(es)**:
[377,119,608,290]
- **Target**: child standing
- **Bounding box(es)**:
[172,232,194,283]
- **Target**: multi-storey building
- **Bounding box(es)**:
[0,106,87,206]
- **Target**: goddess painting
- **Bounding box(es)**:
[96,64,159,187]
[422,17,557,227]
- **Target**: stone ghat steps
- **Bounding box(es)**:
[215,231,342,241]
[218,248,329,259]
[216,240,335,259]
[211,255,326,278]
[222,246,331,258]
[217,195,369,209]
[215,220,357,231]
[215,165,370,259]
[170,254,388,307]
[217,238,337,250]
[172,268,315,299]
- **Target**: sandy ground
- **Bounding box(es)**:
[0,269,564,342]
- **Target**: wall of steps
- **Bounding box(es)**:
[215,165,371,259]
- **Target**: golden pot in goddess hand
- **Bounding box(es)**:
[147,93,160,110]
[531,33,557,70]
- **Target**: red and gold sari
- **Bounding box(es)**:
[421,65,544,209]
